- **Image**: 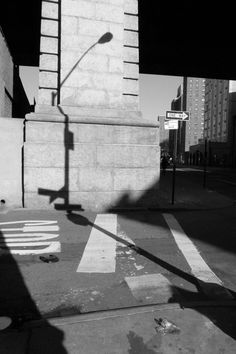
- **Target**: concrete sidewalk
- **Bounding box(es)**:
[1,301,236,353]
[155,167,234,210]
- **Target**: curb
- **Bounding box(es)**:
[22,300,236,329]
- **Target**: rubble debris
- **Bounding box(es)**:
[39,254,59,263]
[154,317,180,335]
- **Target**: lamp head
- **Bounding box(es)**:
[98,32,113,44]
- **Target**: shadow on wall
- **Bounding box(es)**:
[0,229,67,353]
[38,32,113,212]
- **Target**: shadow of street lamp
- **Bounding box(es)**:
[39,32,113,210]
[52,32,113,106]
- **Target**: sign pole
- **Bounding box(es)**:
[203,139,207,188]
[171,163,176,204]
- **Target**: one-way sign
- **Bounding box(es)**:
[166,110,190,121]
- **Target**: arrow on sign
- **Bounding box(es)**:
[166,111,190,121]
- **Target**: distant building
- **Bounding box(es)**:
[204,79,229,142]
[169,84,185,162]
[158,115,169,156]
[168,78,206,163]
[184,77,205,150]
[0,26,30,118]
[189,79,236,166]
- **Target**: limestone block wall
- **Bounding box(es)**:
[24,120,160,210]
[38,0,139,110]
[0,118,24,207]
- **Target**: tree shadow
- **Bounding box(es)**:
[0,229,67,353]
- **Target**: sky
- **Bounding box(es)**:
[19,66,183,116]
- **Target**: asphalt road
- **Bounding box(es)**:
[1,196,236,323]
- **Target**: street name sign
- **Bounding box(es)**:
[166,110,190,121]
[164,120,178,130]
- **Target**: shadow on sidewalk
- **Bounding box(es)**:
[66,212,236,340]
[0,230,67,353]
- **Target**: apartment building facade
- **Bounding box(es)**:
[184,77,205,151]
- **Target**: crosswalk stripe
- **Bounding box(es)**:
[76,214,117,273]
[125,273,173,302]
[163,213,222,284]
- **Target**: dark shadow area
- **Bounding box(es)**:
[66,212,236,339]
[0,230,67,353]
[171,285,236,340]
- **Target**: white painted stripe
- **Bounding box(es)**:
[76,214,117,273]
[125,273,173,301]
[0,233,59,242]
[0,241,61,255]
[0,226,59,232]
[0,220,58,226]
[163,213,222,284]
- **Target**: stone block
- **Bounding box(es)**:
[62,71,93,89]
[97,145,159,168]
[39,72,58,88]
[108,91,123,108]
[25,121,158,145]
[114,168,158,191]
[93,73,122,91]
[79,54,109,72]
[41,19,58,36]
[124,62,139,79]
[95,39,123,58]
[61,0,95,18]
[61,16,78,35]
[123,94,139,110]
[0,118,23,207]
[24,143,96,168]
[38,88,57,105]
[124,0,138,14]
[78,168,113,191]
[124,14,138,31]
[74,88,107,106]
[124,46,139,62]
[124,30,138,47]
[78,18,109,37]
[95,3,123,23]
[40,37,58,54]
[109,57,123,73]
[60,87,77,105]
[40,54,58,71]
[123,78,139,95]
[109,23,123,41]
[42,1,58,19]
[24,167,64,192]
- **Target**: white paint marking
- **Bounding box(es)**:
[0,241,61,255]
[0,220,61,255]
[0,220,58,226]
[0,226,59,232]
[125,273,172,301]
[0,233,59,242]
[76,214,117,273]
[163,213,222,284]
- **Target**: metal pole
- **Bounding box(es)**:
[171,163,176,204]
[203,139,207,188]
